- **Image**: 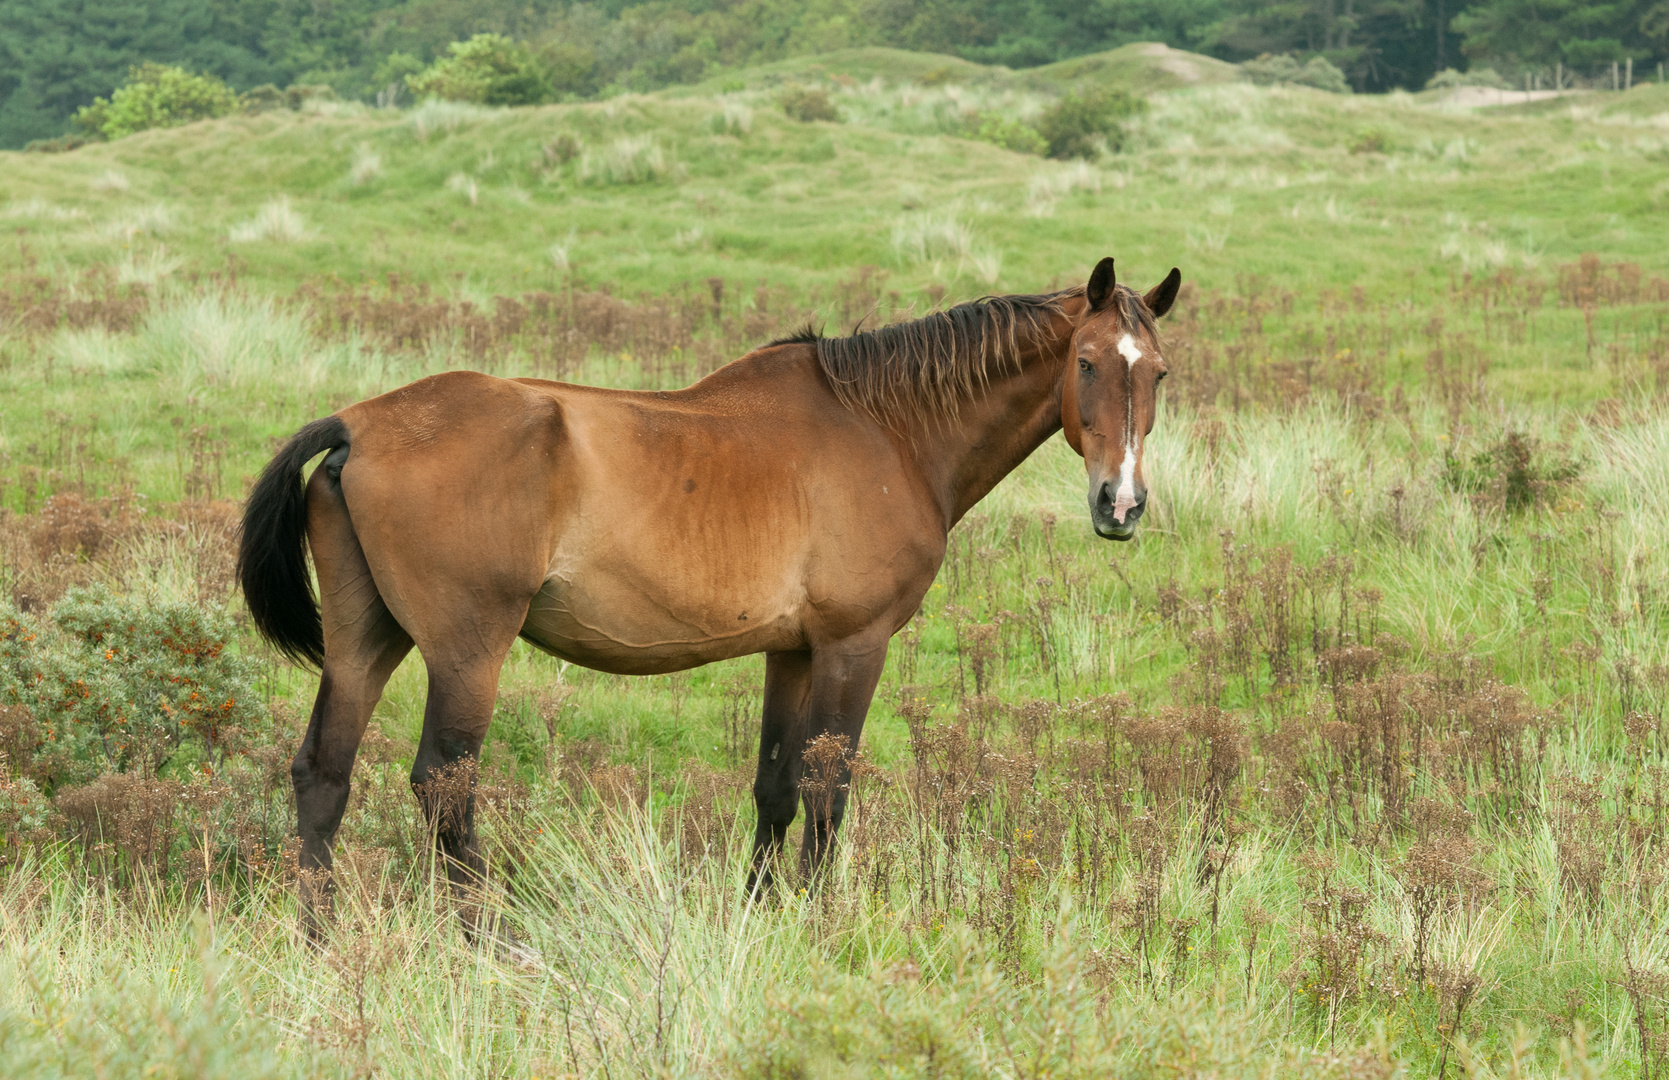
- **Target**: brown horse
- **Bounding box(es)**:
[238,256,1180,936]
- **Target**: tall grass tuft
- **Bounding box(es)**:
[578,136,674,185]
[228,197,310,243]
[445,172,480,205]
[90,169,131,194]
[711,99,753,136]
[406,98,496,140]
[349,145,383,186]
[892,212,974,264]
[1024,161,1103,217]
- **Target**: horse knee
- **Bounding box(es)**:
[410,751,481,839]
[292,754,352,839]
[753,780,799,829]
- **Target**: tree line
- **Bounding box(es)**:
[2,0,1666,147]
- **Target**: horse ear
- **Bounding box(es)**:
[1086,257,1116,312]
[1144,268,1182,319]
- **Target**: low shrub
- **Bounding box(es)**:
[971,114,1047,156]
[1037,86,1145,159]
[1350,126,1390,154]
[1441,429,1583,513]
[0,586,265,788]
[22,134,93,154]
[780,84,840,123]
[1241,54,1353,93]
[73,64,240,140]
[240,83,338,114]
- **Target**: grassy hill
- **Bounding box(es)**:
[686,42,1244,94]
[2,64,1664,306]
[1025,41,1242,91]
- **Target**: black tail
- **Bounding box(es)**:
[238,416,349,668]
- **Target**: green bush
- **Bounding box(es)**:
[22,134,93,154]
[1441,429,1582,513]
[406,33,553,107]
[1037,86,1145,159]
[971,114,1048,156]
[239,83,338,114]
[1350,126,1390,153]
[1241,54,1353,93]
[780,84,841,123]
[0,587,265,789]
[72,63,241,140]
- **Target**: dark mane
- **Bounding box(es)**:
[769,284,1155,426]
[803,292,1066,423]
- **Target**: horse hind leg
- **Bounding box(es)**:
[293,467,413,944]
[407,635,524,939]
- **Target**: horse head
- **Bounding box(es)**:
[1061,257,1182,541]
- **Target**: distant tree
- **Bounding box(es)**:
[0,0,278,148]
[539,41,600,97]
[1451,0,1660,74]
[1646,2,1669,53]
[2,0,1664,148]
[406,33,553,105]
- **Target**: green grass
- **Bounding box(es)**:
[2,60,1669,1079]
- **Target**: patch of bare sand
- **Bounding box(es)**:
[1438,87,1578,108]
[1135,42,1207,84]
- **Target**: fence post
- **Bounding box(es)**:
[1556,61,1562,92]
[1626,57,1632,90]
[1612,60,1618,91]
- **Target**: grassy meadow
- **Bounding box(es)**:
[3,48,1669,1078]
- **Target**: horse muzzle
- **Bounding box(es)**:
[1090,480,1145,541]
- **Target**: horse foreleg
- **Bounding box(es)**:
[748,649,813,897]
[796,634,889,877]
[746,634,890,897]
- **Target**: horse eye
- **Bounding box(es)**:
[1078,358,1092,373]
[1155,370,1169,382]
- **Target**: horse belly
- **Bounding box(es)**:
[519,571,803,675]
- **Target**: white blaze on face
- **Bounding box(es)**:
[1113,444,1139,523]
[1112,335,1143,522]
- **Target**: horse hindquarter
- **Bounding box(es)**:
[325,372,569,910]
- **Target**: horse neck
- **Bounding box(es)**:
[906,300,1082,529]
